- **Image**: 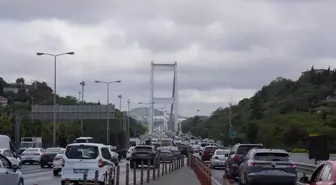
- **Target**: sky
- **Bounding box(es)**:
[0,0,335,117]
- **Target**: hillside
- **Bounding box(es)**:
[0,77,146,147]
[181,67,336,150]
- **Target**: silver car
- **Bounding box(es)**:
[210,149,229,168]
[238,149,297,185]
[0,153,23,185]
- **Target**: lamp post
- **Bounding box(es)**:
[80,81,86,136]
[95,80,121,144]
[117,95,123,131]
[36,51,74,147]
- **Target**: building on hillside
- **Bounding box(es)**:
[3,83,30,94]
[0,96,8,107]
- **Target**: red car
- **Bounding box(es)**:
[201,146,218,161]
[299,160,336,185]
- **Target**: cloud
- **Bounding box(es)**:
[1,0,336,116]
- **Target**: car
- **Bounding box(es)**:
[20,148,45,165]
[238,149,297,185]
[175,144,188,156]
[210,149,230,169]
[126,146,135,160]
[53,149,65,176]
[73,137,94,143]
[0,153,23,185]
[157,147,173,162]
[299,160,336,184]
[130,145,158,168]
[40,147,64,168]
[201,146,218,161]
[61,143,115,185]
[225,143,264,179]
[0,148,21,167]
[107,146,119,166]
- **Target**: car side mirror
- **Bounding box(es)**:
[299,176,309,183]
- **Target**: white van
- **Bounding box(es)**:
[61,143,115,185]
[0,135,16,153]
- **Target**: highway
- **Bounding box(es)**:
[22,159,156,185]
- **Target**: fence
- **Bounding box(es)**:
[60,156,185,185]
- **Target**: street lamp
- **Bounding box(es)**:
[80,81,86,136]
[36,51,74,147]
[95,80,121,144]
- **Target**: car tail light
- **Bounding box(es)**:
[34,153,40,156]
[98,159,104,168]
[249,162,254,166]
[233,155,239,162]
[291,162,296,168]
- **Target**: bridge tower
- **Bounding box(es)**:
[149,62,179,135]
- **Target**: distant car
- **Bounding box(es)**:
[126,147,135,160]
[73,137,94,143]
[299,160,336,184]
[61,143,115,185]
[40,147,64,168]
[53,149,65,176]
[0,153,23,185]
[225,143,264,179]
[157,147,173,162]
[130,145,158,168]
[0,148,21,167]
[238,149,296,185]
[201,146,218,161]
[21,148,45,165]
[210,149,230,168]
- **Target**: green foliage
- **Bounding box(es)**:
[0,77,146,147]
[182,67,336,151]
[291,148,308,153]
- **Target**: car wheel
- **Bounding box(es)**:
[40,164,45,168]
[18,178,24,185]
[29,162,33,165]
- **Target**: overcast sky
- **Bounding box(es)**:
[0,0,335,117]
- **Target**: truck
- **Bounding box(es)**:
[0,134,16,153]
[109,131,129,158]
[19,137,42,155]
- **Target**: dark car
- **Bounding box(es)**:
[201,146,218,161]
[175,144,188,156]
[157,147,173,162]
[130,145,158,168]
[40,148,64,168]
[225,143,264,179]
[238,149,296,185]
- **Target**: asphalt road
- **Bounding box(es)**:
[22,159,161,185]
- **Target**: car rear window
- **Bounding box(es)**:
[236,145,263,155]
[134,146,152,152]
[254,152,290,161]
[24,149,39,152]
[216,150,229,155]
[46,148,62,153]
[200,143,208,147]
[65,145,99,159]
[205,147,217,152]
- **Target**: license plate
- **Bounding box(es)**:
[74,169,88,173]
[264,170,283,173]
[26,158,32,160]
[138,154,148,157]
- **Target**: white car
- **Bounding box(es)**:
[126,147,135,160]
[53,149,65,176]
[0,153,23,185]
[21,148,45,165]
[0,148,21,167]
[61,143,115,185]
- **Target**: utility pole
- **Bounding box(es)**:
[229,102,234,145]
[118,95,123,131]
[127,99,130,134]
[78,92,81,103]
[80,81,86,136]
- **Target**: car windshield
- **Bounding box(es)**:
[216,150,229,155]
[134,146,152,152]
[254,152,290,161]
[65,145,99,159]
[46,148,62,153]
[24,148,39,152]
[200,143,207,147]
[236,145,263,155]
